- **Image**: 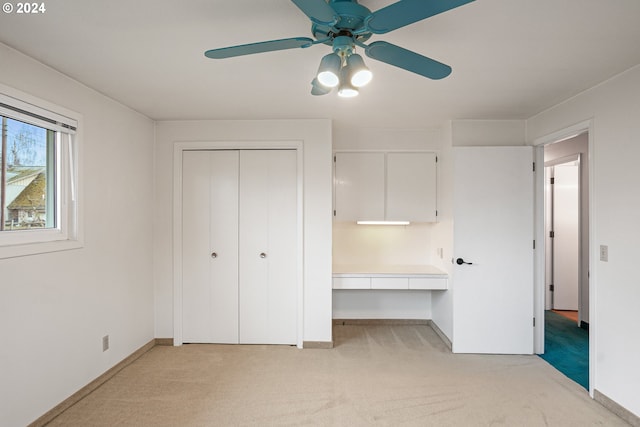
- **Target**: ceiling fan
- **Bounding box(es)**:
[204,0,475,97]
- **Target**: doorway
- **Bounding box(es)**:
[541,132,590,389]
[544,134,589,326]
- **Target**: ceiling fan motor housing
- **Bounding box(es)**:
[312,0,373,44]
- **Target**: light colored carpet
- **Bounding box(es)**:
[47,324,627,426]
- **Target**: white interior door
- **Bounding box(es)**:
[552,162,580,310]
[239,150,298,345]
[182,151,239,343]
[453,146,534,354]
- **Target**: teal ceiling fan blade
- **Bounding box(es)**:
[205,37,315,59]
[291,0,339,26]
[365,0,475,34]
[365,41,452,80]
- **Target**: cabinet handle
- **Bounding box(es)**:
[260,252,267,258]
[211,252,218,259]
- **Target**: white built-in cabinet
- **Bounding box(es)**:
[333,152,437,222]
[181,149,297,345]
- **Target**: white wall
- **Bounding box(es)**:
[452,120,527,147]
[333,222,436,265]
[333,125,442,151]
[528,65,640,417]
[333,290,432,320]
[153,120,333,343]
[0,44,155,426]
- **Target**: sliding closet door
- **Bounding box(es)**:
[239,150,298,345]
[182,151,239,343]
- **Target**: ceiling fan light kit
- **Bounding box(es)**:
[311,78,332,96]
[205,0,475,97]
[346,54,372,88]
[337,67,360,98]
[317,53,342,87]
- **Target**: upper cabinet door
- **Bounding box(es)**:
[334,152,385,221]
[334,151,437,222]
[386,152,437,222]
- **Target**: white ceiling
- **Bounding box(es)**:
[2,0,640,129]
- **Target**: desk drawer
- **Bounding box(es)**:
[409,277,448,290]
[371,277,409,290]
[333,277,371,289]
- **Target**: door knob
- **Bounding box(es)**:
[260,252,267,258]
[456,258,472,265]
[211,252,218,259]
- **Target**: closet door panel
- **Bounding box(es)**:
[239,150,297,344]
[182,152,213,342]
[264,150,298,344]
[208,151,240,343]
[182,151,239,344]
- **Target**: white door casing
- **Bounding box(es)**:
[452,146,534,354]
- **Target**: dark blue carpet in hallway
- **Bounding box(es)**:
[539,310,589,390]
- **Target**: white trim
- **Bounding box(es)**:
[544,153,580,167]
[173,140,305,348]
[0,84,83,259]
[0,89,77,132]
[532,119,595,398]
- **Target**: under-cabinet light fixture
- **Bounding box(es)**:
[356,221,410,226]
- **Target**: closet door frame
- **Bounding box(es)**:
[172,140,304,348]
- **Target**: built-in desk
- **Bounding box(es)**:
[332,264,448,290]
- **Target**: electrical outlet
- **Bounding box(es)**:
[600,245,608,262]
[102,335,109,352]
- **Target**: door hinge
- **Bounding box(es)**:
[550,284,554,291]
[436,156,439,163]
[533,240,536,249]
[533,317,536,327]
[334,155,336,162]
[436,210,438,217]
[550,177,555,185]
[550,230,555,238]
[533,162,536,172]
[333,210,336,217]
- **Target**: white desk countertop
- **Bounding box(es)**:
[332,264,448,278]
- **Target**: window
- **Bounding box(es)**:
[0,86,81,258]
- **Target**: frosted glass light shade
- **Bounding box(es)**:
[338,86,359,98]
[316,53,341,88]
[346,54,372,87]
[338,67,359,98]
[310,78,331,96]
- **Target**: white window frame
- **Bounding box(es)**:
[0,84,82,259]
